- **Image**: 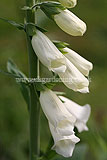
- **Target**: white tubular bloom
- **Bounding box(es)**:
[63,47,93,76]
[58,58,89,93]
[40,89,76,136]
[49,123,80,157]
[54,9,86,36]
[59,96,91,132]
[32,30,66,73]
[58,0,77,8]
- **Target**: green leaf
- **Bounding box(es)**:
[0,69,18,78]
[7,59,27,78]
[19,82,30,109]
[0,18,24,30]
[7,59,30,107]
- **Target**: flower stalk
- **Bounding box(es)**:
[26,0,40,160]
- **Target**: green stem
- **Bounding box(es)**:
[25,0,40,160]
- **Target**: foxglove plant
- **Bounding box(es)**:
[0,0,93,160]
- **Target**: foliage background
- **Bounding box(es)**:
[0,0,107,160]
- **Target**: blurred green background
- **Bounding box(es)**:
[0,0,107,160]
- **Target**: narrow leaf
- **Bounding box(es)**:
[0,18,24,30]
[7,59,27,78]
[7,59,30,106]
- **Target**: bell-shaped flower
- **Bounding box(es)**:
[40,89,76,136]
[58,58,89,93]
[63,47,93,76]
[32,30,66,73]
[49,123,80,157]
[59,96,91,132]
[58,0,77,8]
[54,9,86,36]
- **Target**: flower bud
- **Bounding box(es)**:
[54,9,86,36]
[32,30,66,73]
[58,0,77,8]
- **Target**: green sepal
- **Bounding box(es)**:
[0,18,24,30]
[44,74,59,90]
[59,48,68,54]
[53,40,69,49]
[45,82,56,90]
[53,40,69,54]
[54,91,66,96]
[40,2,65,19]
[34,82,46,92]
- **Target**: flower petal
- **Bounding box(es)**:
[58,58,89,93]
[49,123,80,157]
[59,96,91,132]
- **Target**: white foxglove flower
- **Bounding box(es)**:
[49,123,80,157]
[58,58,89,93]
[32,30,66,73]
[54,9,86,36]
[63,47,93,76]
[59,96,91,132]
[58,0,77,8]
[40,89,76,136]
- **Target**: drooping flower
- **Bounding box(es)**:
[62,47,93,76]
[40,89,76,136]
[32,30,66,73]
[54,9,86,36]
[49,123,80,157]
[59,96,91,132]
[58,58,89,93]
[58,0,77,8]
